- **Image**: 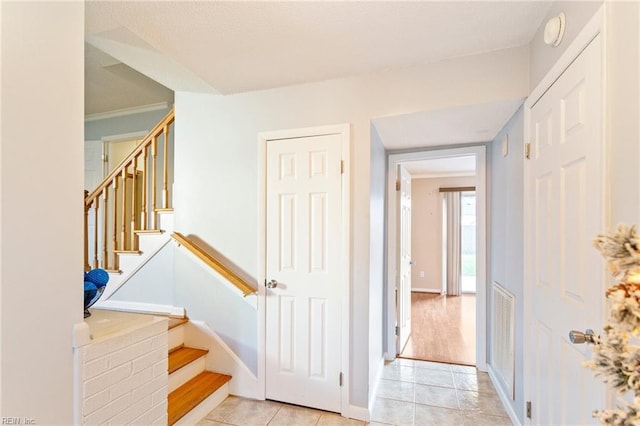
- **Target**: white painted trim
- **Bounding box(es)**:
[257,123,351,416]
[348,405,370,422]
[488,364,522,426]
[367,356,385,421]
[85,102,170,122]
[411,288,441,293]
[387,146,487,371]
[522,6,605,423]
[409,171,475,180]
[92,301,185,317]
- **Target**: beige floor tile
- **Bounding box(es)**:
[317,412,366,425]
[381,364,416,382]
[269,405,322,425]
[371,397,414,425]
[451,365,477,374]
[196,419,223,426]
[456,389,508,417]
[414,404,465,426]
[414,384,459,410]
[411,360,453,372]
[208,397,281,425]
[413,368,455,388]
[463,412,513,426]
[452,371,492,392]
[376,379,415,403]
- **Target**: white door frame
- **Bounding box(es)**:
[523,5,606,422]
[386,145,487,371]
[257,123,351,416]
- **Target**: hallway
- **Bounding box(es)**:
[400,293,476,366]
[197,358,511,425]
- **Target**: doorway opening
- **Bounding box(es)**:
[461,191,477,294]
[386,146,487,371]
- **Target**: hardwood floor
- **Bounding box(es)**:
[400,292,476,366]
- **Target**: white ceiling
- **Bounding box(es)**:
[84,1,551,146]
[403,156,476,179]
[373,98,524,150]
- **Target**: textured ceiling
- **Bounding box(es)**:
[85,1,552,97]
[403,156,476,178]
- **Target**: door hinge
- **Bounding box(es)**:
[395,326,400,336]
[526,401,532,419]
[341,160,344,174]
[525,143,531,160]
[102,154,108,163]
[395,180,401,191]
[339,372,343,387]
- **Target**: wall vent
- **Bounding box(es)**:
[492,281,515,400]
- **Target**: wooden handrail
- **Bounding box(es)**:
[84,107,174,271]
[85,107,175,206]
[171,232,256,297]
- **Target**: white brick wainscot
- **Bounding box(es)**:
[73,309,168,425]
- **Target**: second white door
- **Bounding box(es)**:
[265,132,343,412]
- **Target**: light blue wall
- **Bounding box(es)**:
[488,106,524,423]
[368,125,387,405]
[110,243,175,305]
[174,249,258,374]
[85,106,172,141]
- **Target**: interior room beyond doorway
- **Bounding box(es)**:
[399,157,477,366]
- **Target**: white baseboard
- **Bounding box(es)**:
[411,288,441,293]
[487,364,521,426]
[348,404,370,422]
[366,356,385,420]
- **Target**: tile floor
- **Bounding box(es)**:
[198,358,513,426]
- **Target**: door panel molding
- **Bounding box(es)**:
[257,123,350,416]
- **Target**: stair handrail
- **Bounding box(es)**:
[85,107,175,206]
[84,107,175,271]
[171,232,256,297]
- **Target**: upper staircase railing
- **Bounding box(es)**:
[84,107,175,272]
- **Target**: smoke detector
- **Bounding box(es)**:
[544,13,566,47]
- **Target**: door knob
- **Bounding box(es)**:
[569,329,597,344]
[266,279,278,289]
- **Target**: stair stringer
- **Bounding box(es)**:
[94,212,175,307]
[183,320,260,399]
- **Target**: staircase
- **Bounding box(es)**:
[167,318,232,425]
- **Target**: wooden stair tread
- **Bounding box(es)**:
[168,317,188,330]
[113,250,142,255]
[168,347,209,374]
[134,229,164,235]
[168,371,232,425]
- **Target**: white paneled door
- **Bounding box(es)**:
[265,133,343,412]
[527,34,605,424]
[396,165,412,354]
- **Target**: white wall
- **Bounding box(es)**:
[606,1,640,226]
[1,2,84,422]
[411,176,475,293]
[173,45,529,410]
[529,1,603,90]
[488,107,525,423]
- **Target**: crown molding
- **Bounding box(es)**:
[85,102,170,122]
